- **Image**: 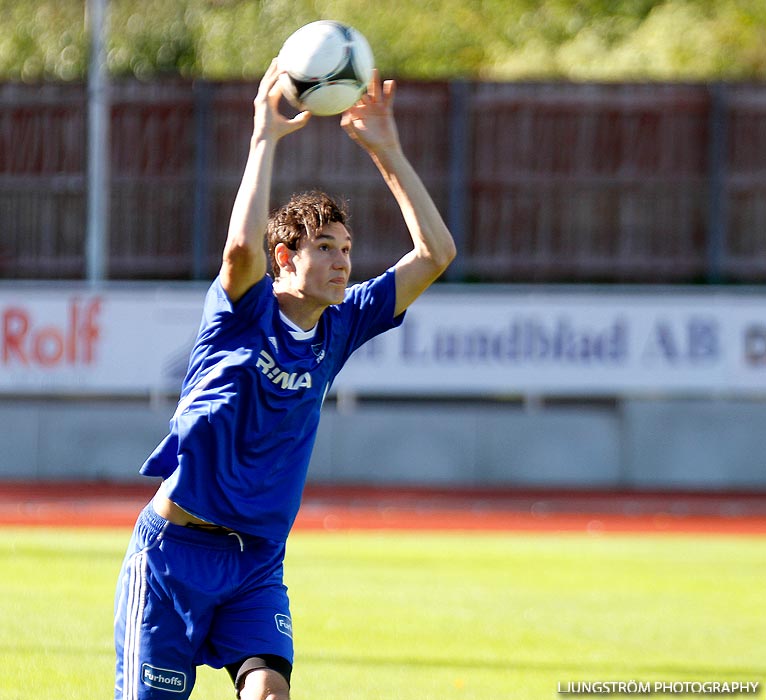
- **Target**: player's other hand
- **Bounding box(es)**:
[341,69,401,157]
[253,58,311,142]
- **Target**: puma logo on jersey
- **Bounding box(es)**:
[256,349,312,390]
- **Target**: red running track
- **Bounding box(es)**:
[1,482,765,535]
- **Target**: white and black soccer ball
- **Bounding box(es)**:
[277,21,374,117]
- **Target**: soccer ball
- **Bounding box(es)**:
[277,21,374,117]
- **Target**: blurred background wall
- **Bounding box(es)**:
[3,80,766,285]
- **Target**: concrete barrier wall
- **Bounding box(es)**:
[1,398,764,491]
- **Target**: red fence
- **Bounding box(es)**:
[1,79,765,283]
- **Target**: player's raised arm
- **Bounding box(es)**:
[220,59,311,303]
[341,71,456,316]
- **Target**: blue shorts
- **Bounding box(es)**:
[114,503,293,700]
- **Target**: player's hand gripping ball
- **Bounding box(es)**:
[278,20,374,117]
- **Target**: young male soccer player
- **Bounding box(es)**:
[114,59,456,700]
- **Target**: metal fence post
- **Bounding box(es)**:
[86,0,110,284]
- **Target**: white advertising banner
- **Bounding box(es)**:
[2,284,766,397]
[337,290,766,396]
[0,285,206,394]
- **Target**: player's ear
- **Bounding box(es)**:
[275,242,295,274]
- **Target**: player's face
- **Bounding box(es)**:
[292,222,352,306]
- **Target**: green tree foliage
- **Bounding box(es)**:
[1,0,765,82]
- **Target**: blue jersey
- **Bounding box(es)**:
[140,269,404,540]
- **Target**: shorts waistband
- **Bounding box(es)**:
[139,502,264,551]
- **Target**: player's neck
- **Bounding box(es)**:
[274,290,326,331]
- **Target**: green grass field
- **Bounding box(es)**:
[1,527,764,699]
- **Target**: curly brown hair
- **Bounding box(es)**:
[266,191,350,278]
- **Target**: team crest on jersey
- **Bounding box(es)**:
[256,349,312,390]
[312,344,326,363]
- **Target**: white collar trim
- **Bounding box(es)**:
[279,310,317,340]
